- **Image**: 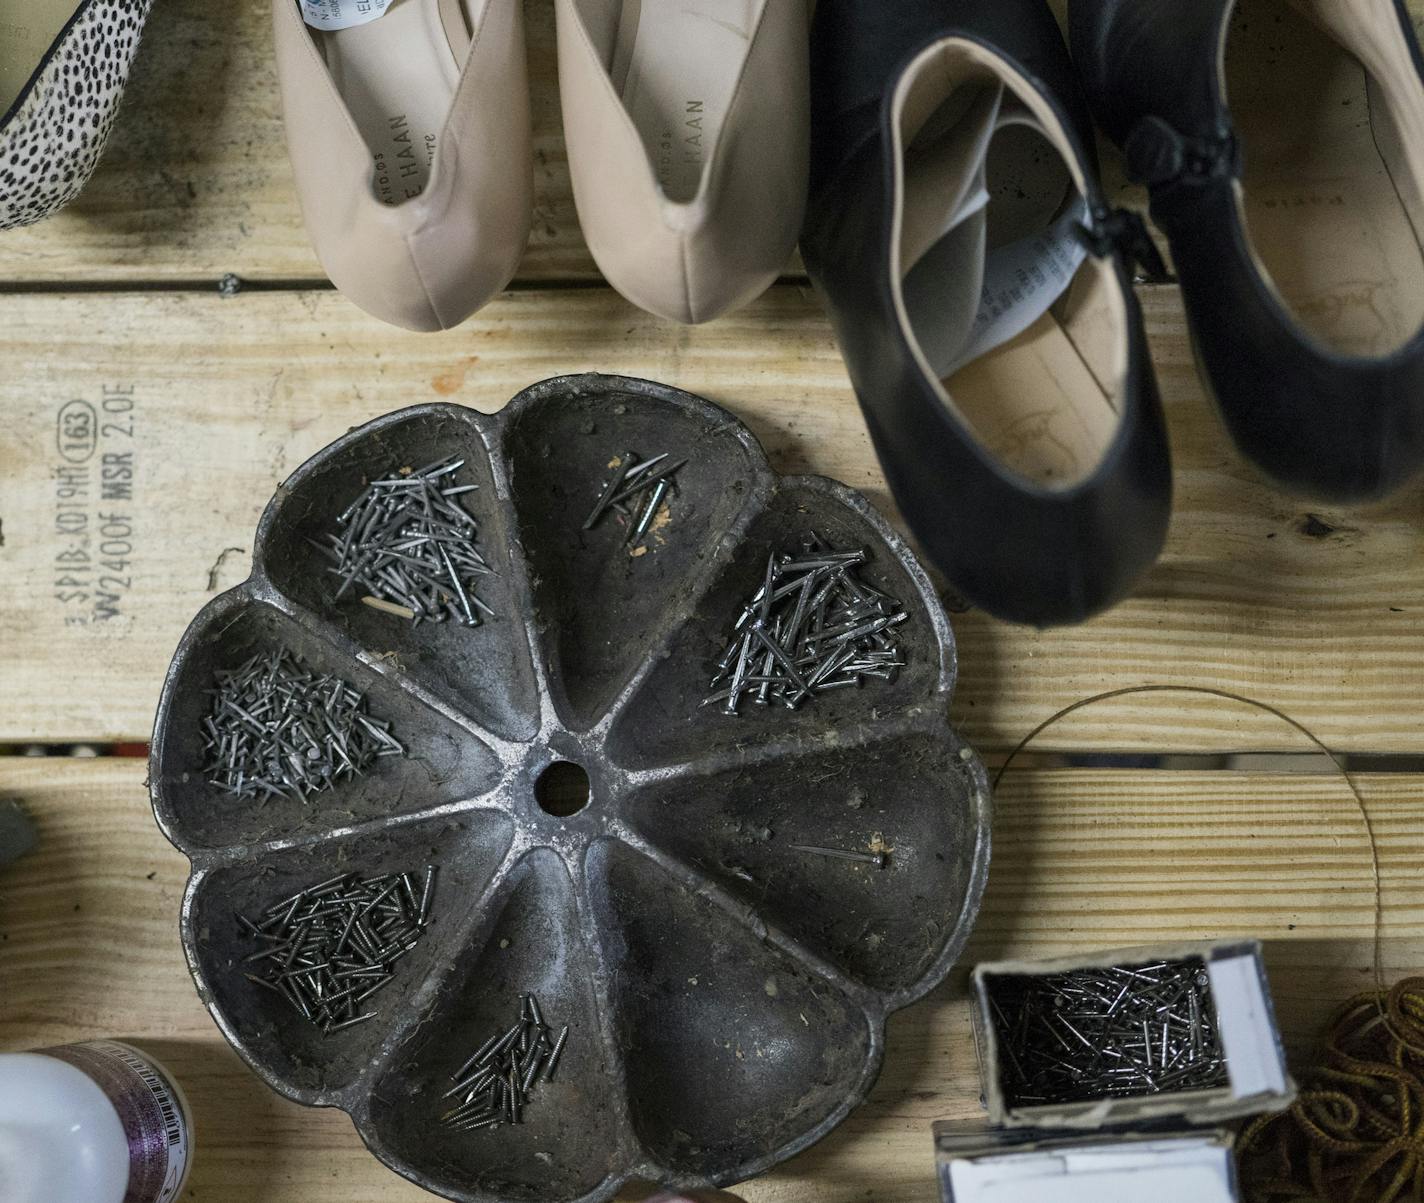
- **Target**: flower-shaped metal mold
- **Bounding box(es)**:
[150,374,992,1203]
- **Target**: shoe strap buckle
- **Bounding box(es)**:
[1124,114,1240,188]
[1073,207,1171,284]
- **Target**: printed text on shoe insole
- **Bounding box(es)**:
[374,114,436,205]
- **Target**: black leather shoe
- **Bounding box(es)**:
[1071,0,1424,502]
[801,0,1172,628]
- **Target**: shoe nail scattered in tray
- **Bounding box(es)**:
[705,536,909,715]
[582,449,687,552]
[315,454,495,626]
[239,867,437,1034]
[439,993,570,1132]
[150,373,992,1203]
[203,648,403,804]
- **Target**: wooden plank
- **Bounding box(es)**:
[1,284,1421,751]
[6,2,1418,286]
[0,760,1417,1201]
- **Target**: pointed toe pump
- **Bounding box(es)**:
[272,0,533,332]
[1072,0,1424,502]
[1,0,153,229]
[801,0,1172,627]
[555,0,810,324]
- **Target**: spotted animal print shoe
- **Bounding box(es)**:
[0,0,152,229]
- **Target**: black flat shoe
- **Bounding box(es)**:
[1071,0,1424,502]
[801,0,1172,628]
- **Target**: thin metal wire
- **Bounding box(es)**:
[992,685,1389,1034]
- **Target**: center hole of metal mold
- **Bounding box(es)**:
[535,760,591,817]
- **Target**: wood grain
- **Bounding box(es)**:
[1,285,1421,751]
[0,759,1417,1201]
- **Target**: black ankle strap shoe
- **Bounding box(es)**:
[802,0,1172,627]
[1071,0,1424,502]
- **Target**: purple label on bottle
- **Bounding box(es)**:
[42,1041,192,1203]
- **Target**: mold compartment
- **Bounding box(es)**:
[152,596,503,853]
[586,839,871,1178]
[365,849,619,1203]
[500,378,766,729]
[622,730,986,994]
[184,810,514,1097]
[607,478,946,770]
[257,406,540,743]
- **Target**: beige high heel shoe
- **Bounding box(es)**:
[555,0,810,323]
[272,0,532,332]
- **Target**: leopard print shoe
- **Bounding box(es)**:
[0,0,153,229]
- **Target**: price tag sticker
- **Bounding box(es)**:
[300,0,395,31]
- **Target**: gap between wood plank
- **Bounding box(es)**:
[6,746,1424,773]
[0,275,812,295]
[0,274,1183,295]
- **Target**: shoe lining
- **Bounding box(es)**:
[609,0,765,203]
[1226,0,1424,357]
[318,0,475,205]
[0,0,82,118]
[890,41,1128,493]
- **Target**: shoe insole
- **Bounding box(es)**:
[0,0,81,117]
[944,306,1121,491]
[321,0,471,205]
[1227,0,1424,356]
[898,71,1120,491]
[612,0,764,202]
[943,126,1119,491]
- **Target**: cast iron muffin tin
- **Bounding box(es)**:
[149,374,992,1203]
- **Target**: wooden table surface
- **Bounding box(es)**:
[1,2,1422,1201]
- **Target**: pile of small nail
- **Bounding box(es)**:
[317,455,494,625]
[240,868,437,1035]
[440,994,570,1131]
[986,959,1229,1106]
[583,449,686,547]
[705,537,908,714]
[203,648,402,803]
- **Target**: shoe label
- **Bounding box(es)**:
[900,89,1091,379]
[943,202,1088,377]
[299,0,395,31]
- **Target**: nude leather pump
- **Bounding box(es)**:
[555,0,810,324]
[272,0,532,332]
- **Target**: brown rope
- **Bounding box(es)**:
[1238,979,1424,1203]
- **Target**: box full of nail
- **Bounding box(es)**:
[933,1125,1241,1203]
[970,939,1294,1131]
[934,941,1297,1202]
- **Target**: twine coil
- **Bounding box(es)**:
[1238,978,1424,1203]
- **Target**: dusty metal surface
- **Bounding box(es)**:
[149,373,992,1203]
